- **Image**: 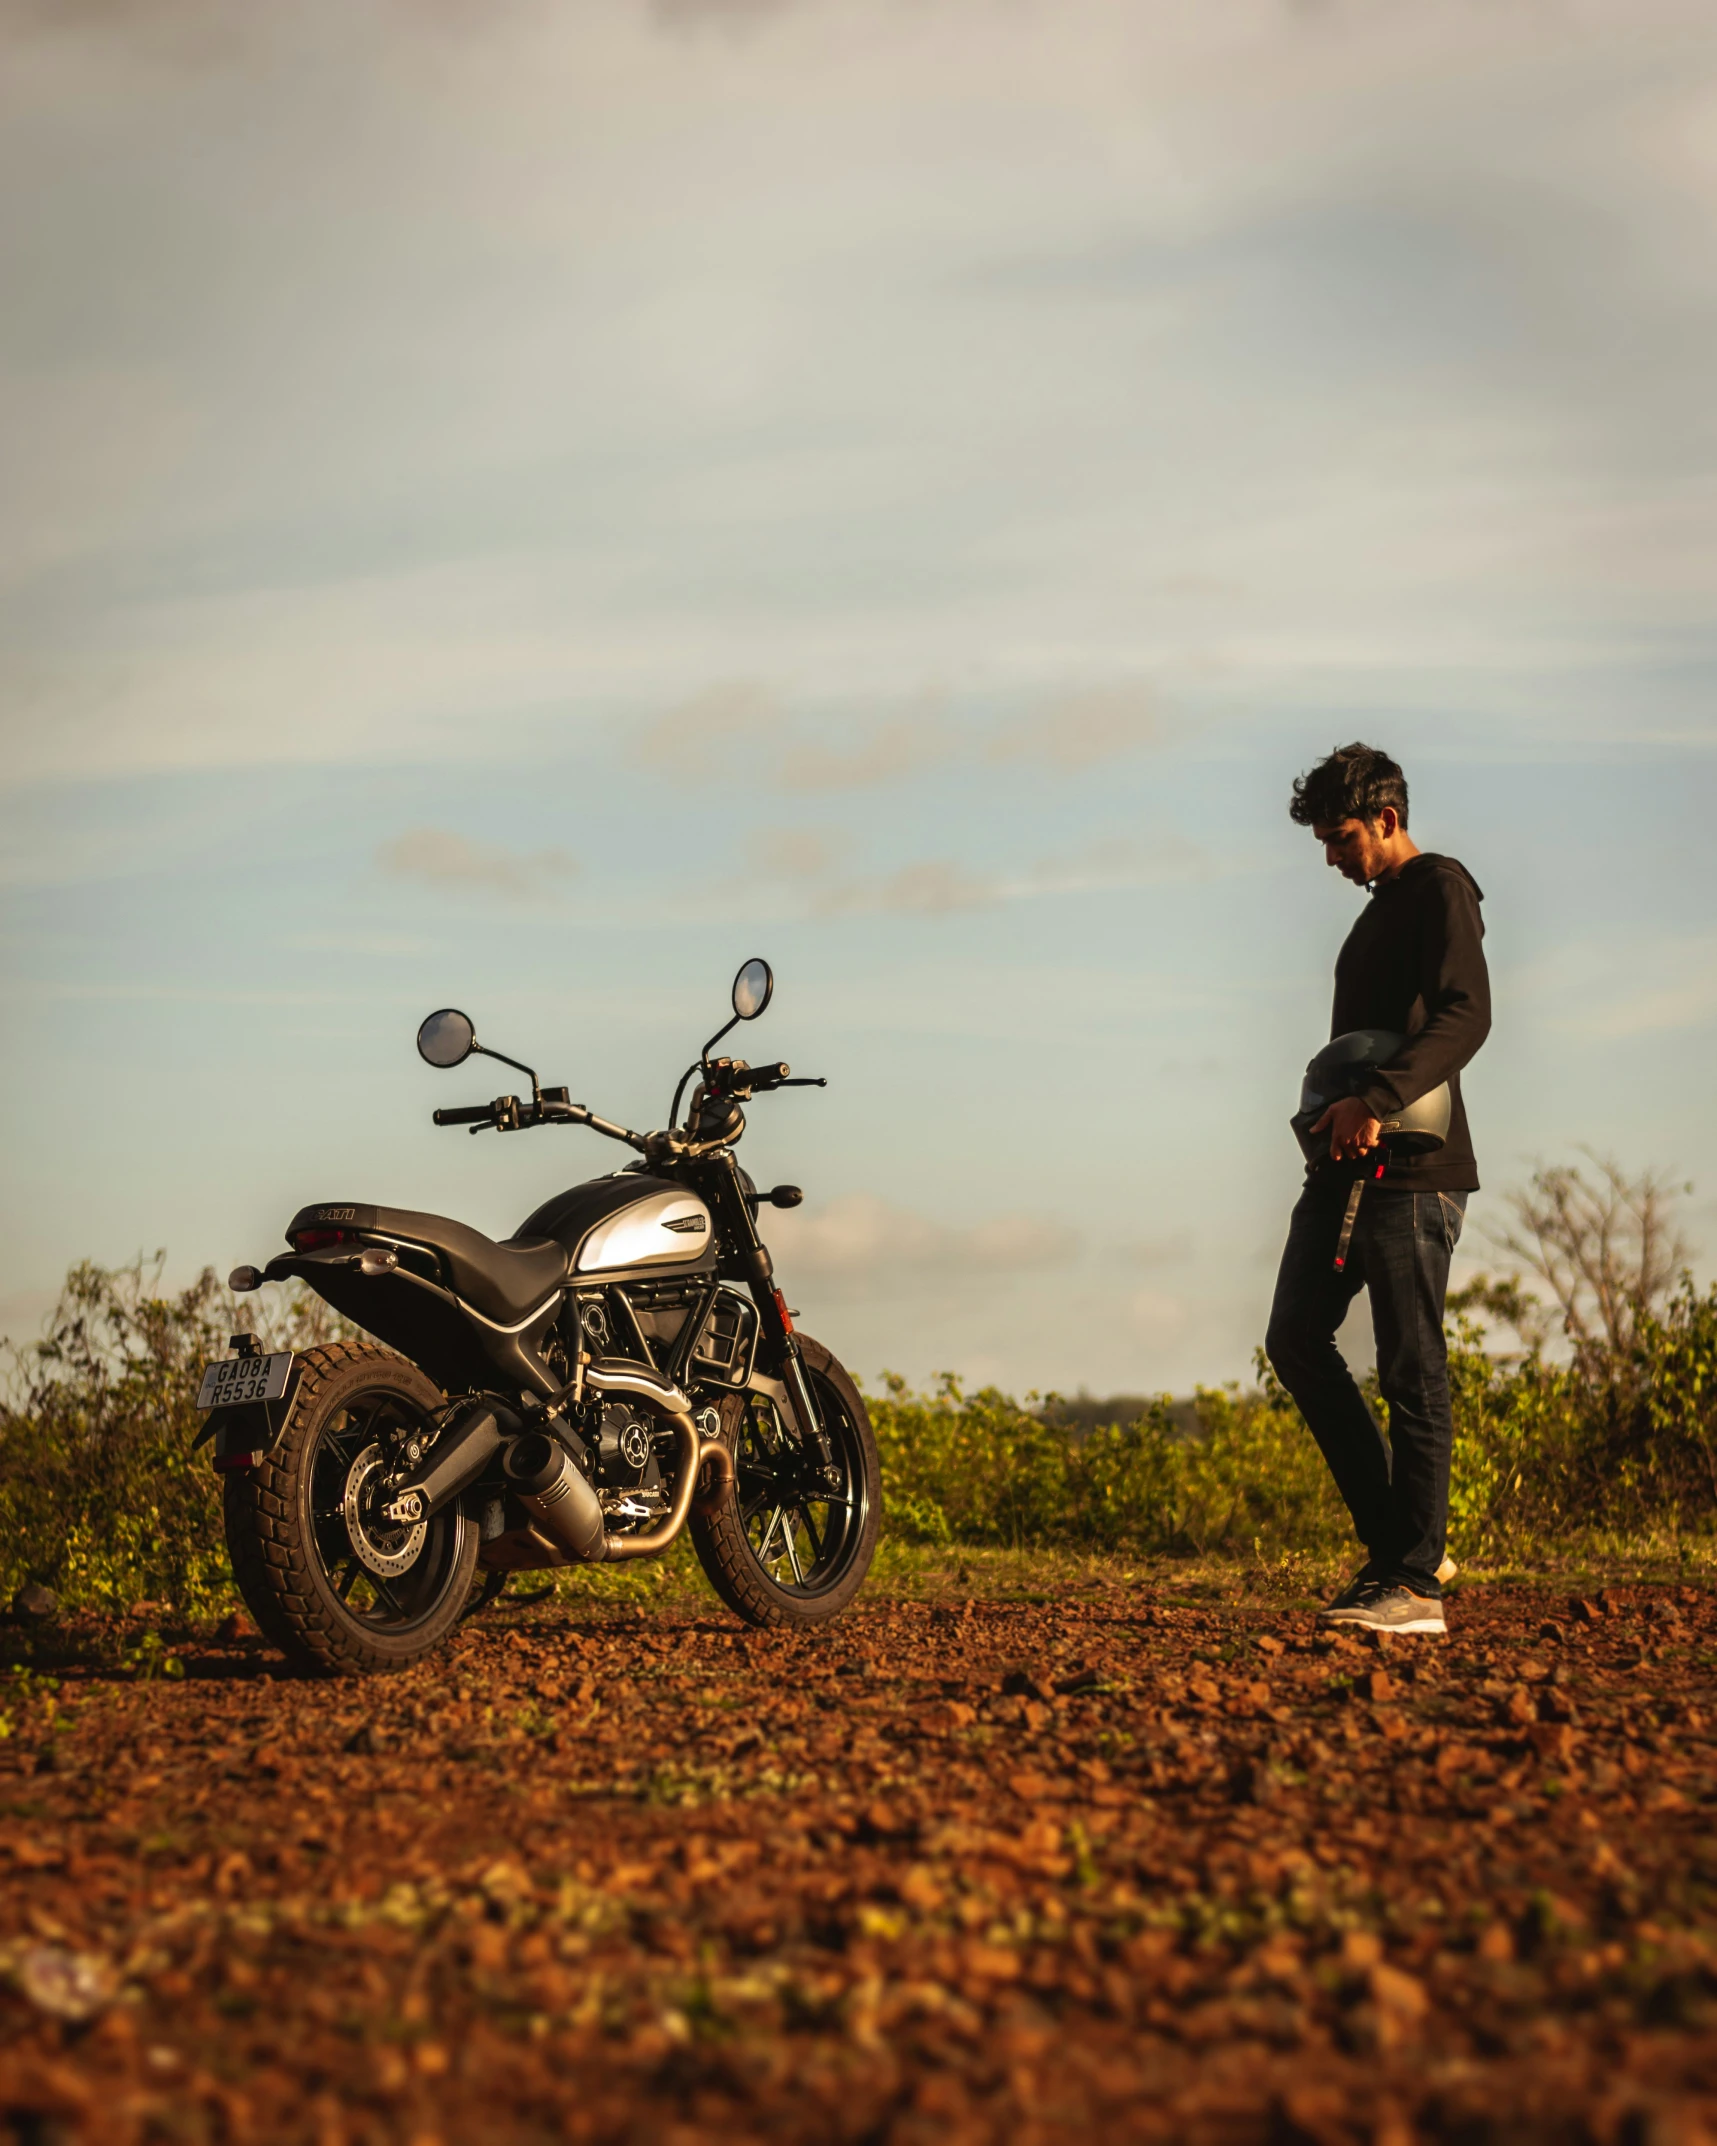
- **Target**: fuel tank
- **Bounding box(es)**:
[517,1174,715,1277]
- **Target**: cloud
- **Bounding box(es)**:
[1519,931,1717,1039]
[650,0,796,34]
[375,829,579,901]
[633,680,1164,799]
[1116,1233,1191,1270]
[778,716,950,793]
[1128,1288,1189,1337]
[746,826,851,880]
[815,859,999,917]
[772,1193,1078,1294]
[989,683,1162,771]
[629,682,787,783]
[748,830,1212,917]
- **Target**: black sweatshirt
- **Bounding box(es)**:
[1324,852,1490,1193]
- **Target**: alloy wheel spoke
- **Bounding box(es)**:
[754,1505,785,1567]
[782,1514,806,1587]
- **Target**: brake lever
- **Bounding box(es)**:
[779,1077,827,1088]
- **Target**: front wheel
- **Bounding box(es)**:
[690,1335,879,1628]
[222,1343,479,1676]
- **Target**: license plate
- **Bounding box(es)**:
[196,1353,295,1411]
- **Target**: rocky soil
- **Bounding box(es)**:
[2,1579,1716,2144]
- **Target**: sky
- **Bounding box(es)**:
[2,0,1714,1398]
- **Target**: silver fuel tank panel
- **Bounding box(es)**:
[577,1187,711,1273]
[515,1175,714,1277]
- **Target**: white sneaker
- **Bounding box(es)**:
[1322,1586,1446,1636]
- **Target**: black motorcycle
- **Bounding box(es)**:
[201,959,879,1675]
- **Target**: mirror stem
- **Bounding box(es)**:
[699,1013,740,1069]
[472,1041,541,1102]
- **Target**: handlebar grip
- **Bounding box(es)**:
[433,1104,494,1127]
[745,1062,792,1090]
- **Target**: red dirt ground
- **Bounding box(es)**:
[2,1579,1715,2145]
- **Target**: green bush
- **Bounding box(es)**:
[870,1280,1717,1565]
[0,1257,348,1615]
[869,1369,1350,1560]
[3,1255,1714,1613]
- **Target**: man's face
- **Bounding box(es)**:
[1313,815,1390,886]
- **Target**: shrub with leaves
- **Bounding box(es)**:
[0,1257,349,1615]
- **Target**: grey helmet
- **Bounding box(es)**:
[1290,1029,1452,1165]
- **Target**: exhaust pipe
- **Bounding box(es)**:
[486,1361,740,1568]
[573,1358,732,1554]
[694,1437,735,1516]
[503,1432,608,1564]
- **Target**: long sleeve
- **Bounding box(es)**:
[1357,866,1490,1119]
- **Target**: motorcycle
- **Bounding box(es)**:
[200,959,880,1675]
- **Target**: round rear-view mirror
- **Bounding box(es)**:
[417,1008,476,1069]
[732,958,773,1022]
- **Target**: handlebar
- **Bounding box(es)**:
[431,1064,825,1150]
[703,1059,827,1097]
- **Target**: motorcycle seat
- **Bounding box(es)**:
[287,1203,568,1327]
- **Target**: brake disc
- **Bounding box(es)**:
[342,1443,429,1578]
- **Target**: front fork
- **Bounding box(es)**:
[706,1155,841,1487]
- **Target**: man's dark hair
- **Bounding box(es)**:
[1288,742,1409,829]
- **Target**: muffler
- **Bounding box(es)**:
[503,1431,608,1564]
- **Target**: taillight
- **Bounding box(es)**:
[292,1228,351,1253]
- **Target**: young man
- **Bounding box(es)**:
[1266,744,1490,1635]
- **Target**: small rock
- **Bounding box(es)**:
[1054,1666,1106,1696]
[1356,1668,1396,1704]
[1273,2086,1348,2146]
[1476,1921,1515,1963]
[1253,1634,1285,1657]
[12,1944,115,2023]
[1571,1597,1604,1624]
[1527,1721,1579,1766]
[1007,1770,1062,1803]
[1500,1684,1537,1728]
[11,1582,59,1625]
[1368,1961,1429,2021]
[1339,1929,1383,1971]
[216,1611,256,1643]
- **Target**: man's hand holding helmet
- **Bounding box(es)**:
[1311,1095,1382,1161]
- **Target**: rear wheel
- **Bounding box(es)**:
[222,1342,478,1676]
[690,1335,879,1628]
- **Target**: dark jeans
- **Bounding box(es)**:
[1264,1178,1467,1597]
